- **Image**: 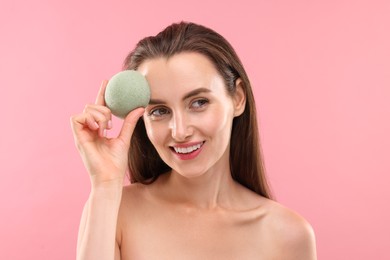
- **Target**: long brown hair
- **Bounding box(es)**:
[123,21,273,199]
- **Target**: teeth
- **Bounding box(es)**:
[174,143,202,154]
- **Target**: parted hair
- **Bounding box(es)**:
[123,21,272,199]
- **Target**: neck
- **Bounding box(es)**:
[163,159,238,210]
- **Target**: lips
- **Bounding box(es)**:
[173,143,202,154]
[170,141,205,160]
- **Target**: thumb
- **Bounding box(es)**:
[117,107,145,147]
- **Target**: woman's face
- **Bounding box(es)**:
[138,52,245,178]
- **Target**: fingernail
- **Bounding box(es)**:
[103,129,107,137]
[94,122,99,129]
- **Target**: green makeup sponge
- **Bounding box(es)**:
[104,70,150,118]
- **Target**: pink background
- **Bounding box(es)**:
[1,0,389,259]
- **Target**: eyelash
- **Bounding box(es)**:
[191,98,209,109]
[148,107,169,117]
[148,98,209,118]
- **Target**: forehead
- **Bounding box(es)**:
[137,52,223,93]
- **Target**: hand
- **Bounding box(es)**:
[70,80,145,188]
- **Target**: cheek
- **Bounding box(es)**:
[143,119,162,147]
[200,106,234,136]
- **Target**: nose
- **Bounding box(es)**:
[169,111,193,142]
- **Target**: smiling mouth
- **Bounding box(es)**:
[170,142,205,154]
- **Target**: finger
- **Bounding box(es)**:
[86,109,110,137]
[83,104,112,129]
[70,114,84,135]
[71,113,100,134]
[70,114,85,148]
[95,80,108,106]
[81,105,110,137]
[70,113,99,146]
[85,113,100,131]
[84,104,112,130]
[117,107,145,147]
[70,113,102,152]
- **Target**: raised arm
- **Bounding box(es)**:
[70,80,144,260]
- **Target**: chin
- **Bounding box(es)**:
[172,167,208,179]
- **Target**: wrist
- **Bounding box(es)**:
[90,179,123,201]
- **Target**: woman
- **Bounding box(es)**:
[71,21,317,260]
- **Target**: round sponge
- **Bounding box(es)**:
[104,70,150,118]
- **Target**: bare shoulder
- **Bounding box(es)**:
[232,184,316,258]
[116,182,154,239]
[120,181,153,207]
[117,182,157,227]
[119,178,165,213]
[260,199,317,259]
[122,182,146,199]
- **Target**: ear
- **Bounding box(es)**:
[232,78,246,117]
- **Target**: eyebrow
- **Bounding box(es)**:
[148,87,211,105]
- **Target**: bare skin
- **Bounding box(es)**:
[72,52,316,260]
[116,174,316,260]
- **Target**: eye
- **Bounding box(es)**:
[148,107,170,118]
[191,98,209,110]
